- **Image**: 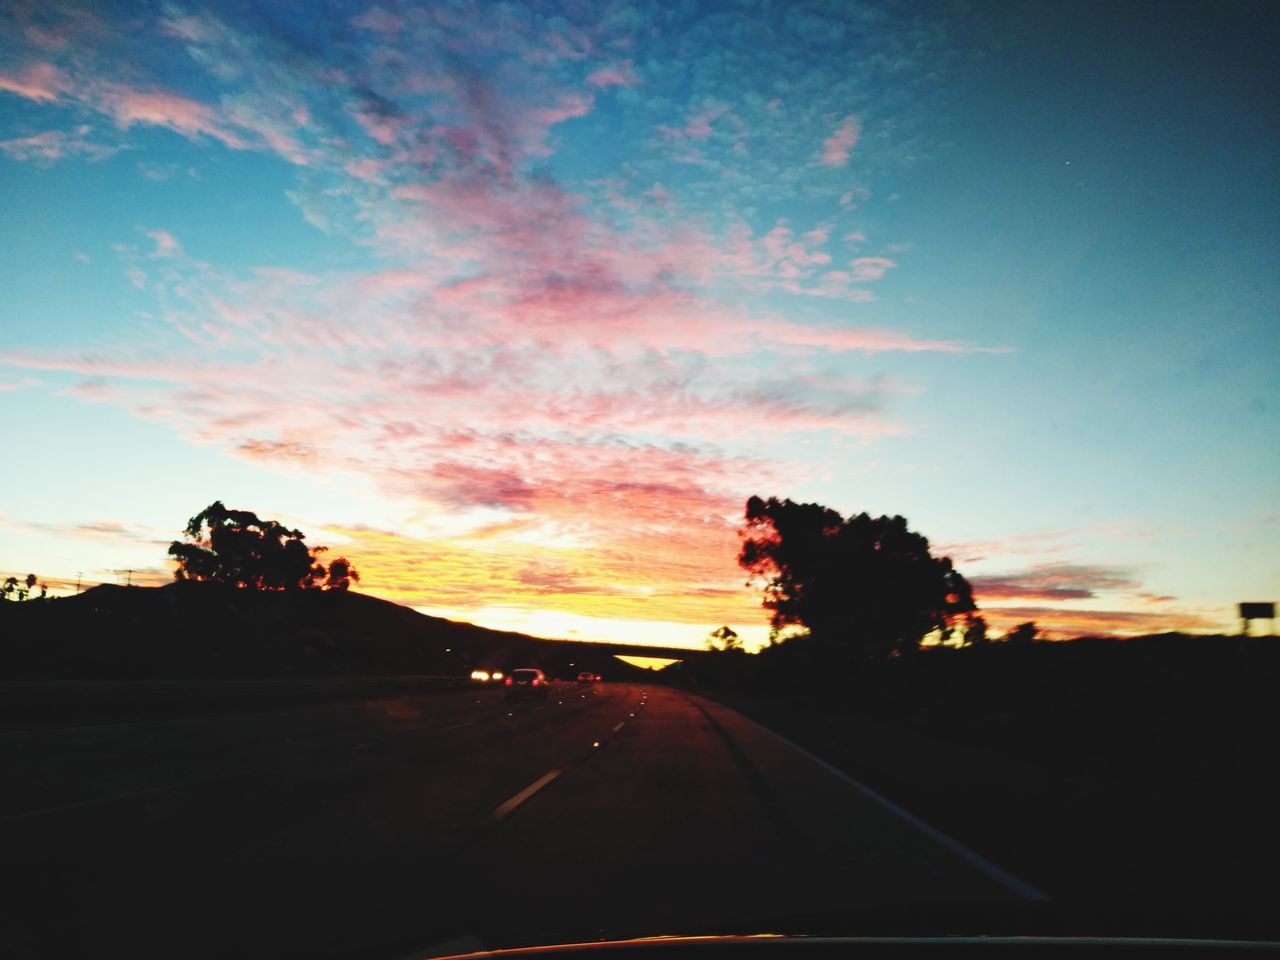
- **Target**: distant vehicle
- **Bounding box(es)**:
[505,668,549,700]
[577,671,595,685]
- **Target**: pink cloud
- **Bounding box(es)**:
[750,322,972,354]
[586,61,637,88]
[658,105,729,143]
[0,62,71,102]
[344,156,390,184]
[95,85,246,149]
[779,273,875,301]
[838,186,870,209]
[524,91,594,155]
[0,127,118,163]
[352,110,400,147]
[221,101,311,165]
[144,229,181,258]
[849,256,896,282]
[235,438,318,464]
[820,115,860,167]
[971,563,1140,603]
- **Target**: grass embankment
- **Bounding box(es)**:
[682,635,1280,937]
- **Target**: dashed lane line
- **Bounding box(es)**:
[434,721,477,732]
[491,770,561,822]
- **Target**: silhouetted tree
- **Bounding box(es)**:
[964,615,990,647]
[324,556,360,591]
[1005,621,1039,645]
[168,502,341,590]
[738,495,976,661]
[2,574,45,602]
[706,625,742,652]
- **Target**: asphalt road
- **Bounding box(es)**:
[0,682,1043,959]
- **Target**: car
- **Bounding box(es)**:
[577,671,595,685]
[505,668,550,700]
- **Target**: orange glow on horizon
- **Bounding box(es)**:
[317,519,764,646]
[296,520,1224,648]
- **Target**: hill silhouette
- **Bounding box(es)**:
[0,582,702,681]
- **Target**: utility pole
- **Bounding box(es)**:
[76,572,82,594]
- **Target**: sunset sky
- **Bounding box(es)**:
[2,0,1276,649]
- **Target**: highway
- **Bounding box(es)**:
[0,682,1043,959]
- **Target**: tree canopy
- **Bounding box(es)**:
[706,625,742,652]
[738,495,976,660]
[2,573,45,602]
[168,502,358,591]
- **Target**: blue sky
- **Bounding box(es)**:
[1,0,1276,645]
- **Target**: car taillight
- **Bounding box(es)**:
[531,678,541,686]
[505,677,512,686]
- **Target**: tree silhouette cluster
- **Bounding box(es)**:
[2,573,46,602]
[168,502,359,591]
[738,495,977,660]
[705,625,743,652]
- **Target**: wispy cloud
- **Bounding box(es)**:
[820,115,860,167]
[0,61,71,102]
[143,228,180,258]
[94,84,247,148]
[586,61,637,89]
[971,563,1140,602]
[0,126,119,163]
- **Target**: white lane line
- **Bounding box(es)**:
[732,709,1049,902]
[492,769,561,822]
[435,720,476,733]
[0,770,249,824]
[612,721,625,733]
[352,743,370,750]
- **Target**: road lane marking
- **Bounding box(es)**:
[612,721,625,732]
[352,743,370,750]
[732,708,1050,902]
[435,721,475,732]
[0,770,249,824]
[491,769,561,822]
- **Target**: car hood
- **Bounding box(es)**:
[417,933,1280,959]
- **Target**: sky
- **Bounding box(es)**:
[1,0,1277,649]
